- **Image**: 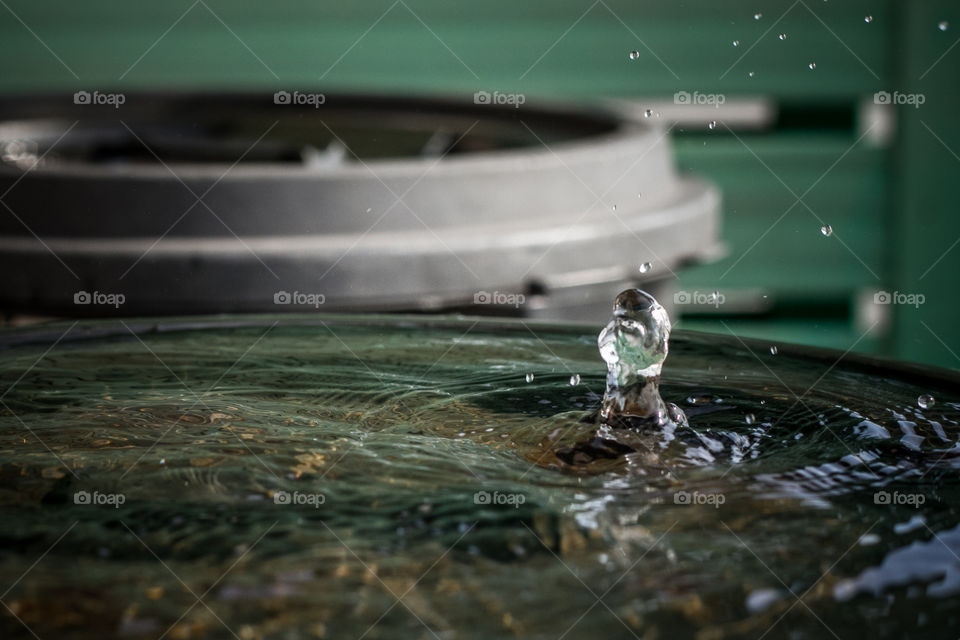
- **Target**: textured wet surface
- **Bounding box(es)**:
[1,315,959,639]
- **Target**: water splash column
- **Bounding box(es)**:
[598,289,687,429]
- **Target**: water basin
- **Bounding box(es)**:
[1,314,958,639]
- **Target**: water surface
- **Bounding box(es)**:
[1,315,958,639]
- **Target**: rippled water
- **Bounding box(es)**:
[1,315,959,639]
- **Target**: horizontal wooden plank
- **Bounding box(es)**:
[674,134,888,294]
[676,318,882,354]
[0,0,895,97]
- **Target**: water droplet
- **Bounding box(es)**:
[611,204,617,212]
[778,33,787,40]
[708,120,717,130]
[638,262,652,274]
[525,373,535,383]
[644,109,652,118]
[365,207,372,213]
[938,21,949,31]
[769,345,778,355]
[733,40,740,47]
[754,13,762,20]
[745,414,756,425]
[569,374,581,386]
[637,192,642,198]
[864,15,873,23]
[629,50,640,60]
[918,394,935,409]
[821,224,833,237]
[686,394,715,406]
[159,458,166,465]
[599,290,685,428]
[748,71,755,78]
[808,62,816,70]
[710,290,720,303]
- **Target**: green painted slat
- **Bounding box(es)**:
[890,1,960,370]
[676,318,881,354]
[675,135,888,294]
[0,0,894,97]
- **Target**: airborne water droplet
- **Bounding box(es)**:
[748,71,755,77]
[769,345,778,355]
[918,394,935,409]
[808,62,816,70]
[644,109,652,118]
[525,373,535,383]
[864,15,873,23]
[778,33,787,40]
[821,224,833,236]
[629,50,641,60]
[708,120,717,130]
[612,204,617,212]
[569,374,581,386]
[745,414,756,425]
[638,262,652,274]
[733,40,740,47]
[754,13,762,20]
[938,21,949,31]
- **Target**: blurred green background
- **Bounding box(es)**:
[0,0,957,368]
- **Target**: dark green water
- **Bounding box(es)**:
[1,315,958,639]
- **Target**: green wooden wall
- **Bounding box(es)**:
[0,0,957,368]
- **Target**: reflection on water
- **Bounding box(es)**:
[0,316,959,639]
